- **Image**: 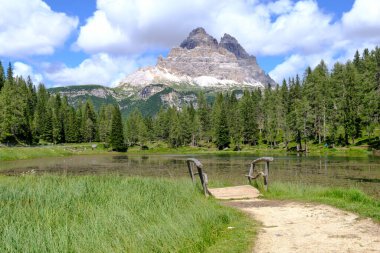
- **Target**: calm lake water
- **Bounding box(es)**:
[1,154,379,198]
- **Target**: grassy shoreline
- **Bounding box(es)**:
[0,142,376,161]
[0,144,108,161]
[0,176,256,253]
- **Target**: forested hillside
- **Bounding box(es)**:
[0,47,379,150]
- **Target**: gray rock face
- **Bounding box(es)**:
[140,85,164,100]
[219,33,251,59]
[120,27,276,89]
[157,45,242,81]
[180,27,218,50]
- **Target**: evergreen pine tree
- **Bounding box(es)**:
[215,104,230,150]
[65,107,77,143]
[6,62,13,84]
[0,61,5,90]
[330,62,345,145]
[43,108,54,143]
[34,84,49,142]
[342,62,360,144]
[98,104,113,143]
[228,92,242,149]
[263,87,278,148]
[0,78,28,144]
[168,108,181,147]
[110,105,126,151]
[82,100,98,142]
[279,80,290,147]
[75,106,83,142]
[197,91,211,142]
[17,77,33,144]
[178,107,192,146]
[239,91,259,145]
[125,108,147,146]
[51,94,65,143]
[153,107,170,141]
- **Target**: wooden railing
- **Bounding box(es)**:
[186,157,274,195]
[186,158,211,196]
[246,157,274,190]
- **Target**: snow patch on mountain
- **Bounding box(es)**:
[120,66,265,89]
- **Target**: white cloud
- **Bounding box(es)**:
[75,0,338,57]
[0,0,78,57]
[342,0,380,40]
[76,0,218,54]
[267,0,293,15]
[29,0,379,87]
[269,52,336,83]
[270,0,380,83]
[72,0,347,85]
[13,62,43,84]
[269,55,305,83]
[44,53,156,87]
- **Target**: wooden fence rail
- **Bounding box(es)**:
[246,157,274,190]
[186,158,211,196]
[186,157,274,196]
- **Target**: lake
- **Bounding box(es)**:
[1,154,379,198]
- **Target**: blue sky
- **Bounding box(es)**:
[1,0,378,87]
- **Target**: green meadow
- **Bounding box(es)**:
[0,176,256,253]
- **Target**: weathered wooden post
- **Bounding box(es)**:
[186,158,211,196]
[264,161,269,190]
[246,157,274,191]
[186,159,195,183]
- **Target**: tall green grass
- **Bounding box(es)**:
[263,182,380,222]
[0,176,255,252]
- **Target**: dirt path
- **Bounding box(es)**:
[210,186,379,253]
[227,199,380,253]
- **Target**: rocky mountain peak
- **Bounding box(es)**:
[180,27,218,50]
[219,33,250,59]
[120,27,276,89]
[189,27,207,35]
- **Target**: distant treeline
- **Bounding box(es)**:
[0,63,125,150]
[0,47,379,150]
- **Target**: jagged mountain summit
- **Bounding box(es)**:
[50,28,277,117]
[119,27,276,90]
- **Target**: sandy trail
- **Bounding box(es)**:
[211,186,380,252]
[227,199,380,253]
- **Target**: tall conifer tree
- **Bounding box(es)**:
[110,105,126,151]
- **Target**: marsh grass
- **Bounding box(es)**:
[0,176,255,253]
[0,140,374,162]
[0,144,108,161]
[263,182,380,222]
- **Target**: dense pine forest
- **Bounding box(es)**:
[0,48,379,151]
